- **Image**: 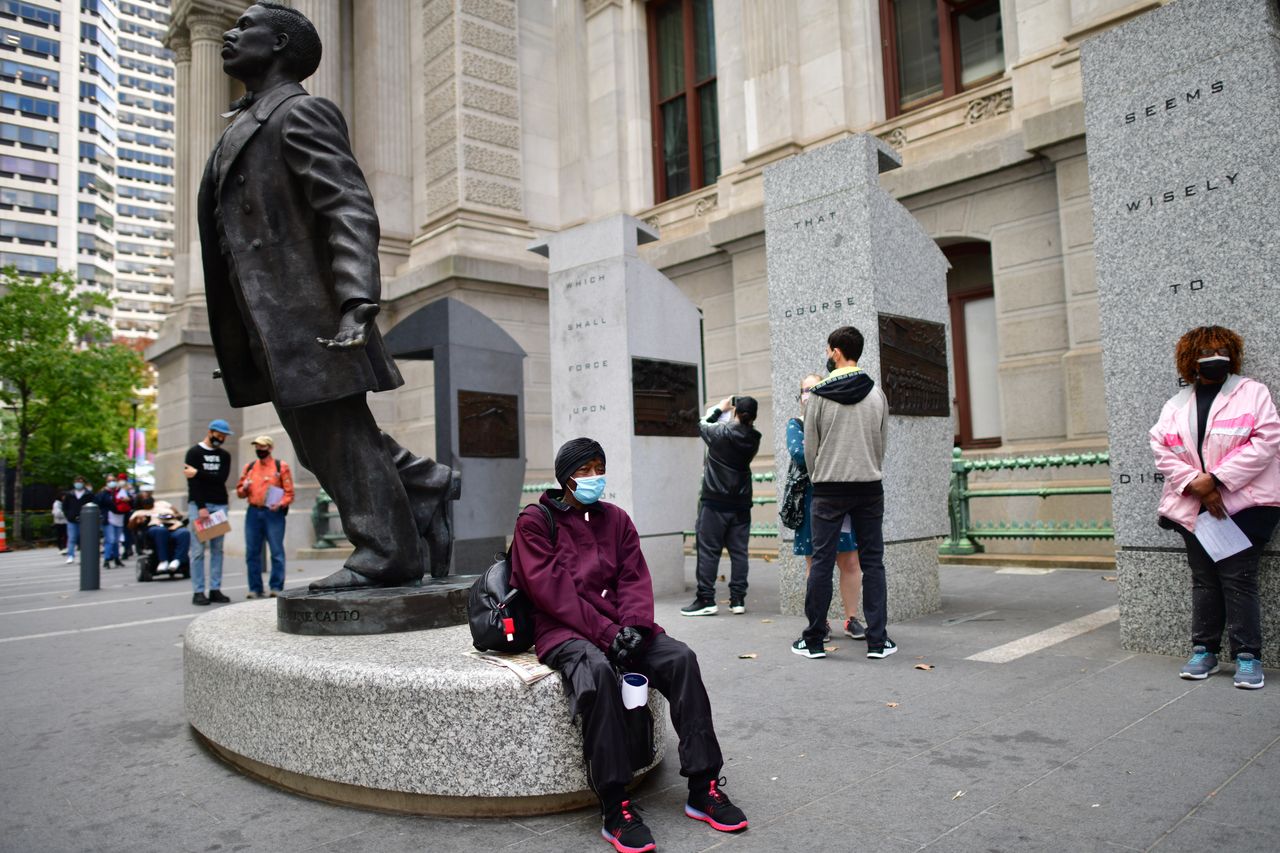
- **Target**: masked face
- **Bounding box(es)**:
[74,482,85,492]
[571,475,606,505]
[209,432,226,448]
[105,481,117,490]
[255,448,270,459]
[1197,355,1230,382]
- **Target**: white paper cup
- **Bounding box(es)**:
[620,672,649,710]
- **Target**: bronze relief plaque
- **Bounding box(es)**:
[877,314,949,417]
[457,390,520,458]
[631,358,700,437]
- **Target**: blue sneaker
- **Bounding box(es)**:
[1234,653,1264,690]
[1179,646,1219,680]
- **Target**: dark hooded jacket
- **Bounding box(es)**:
[698,409,762,510]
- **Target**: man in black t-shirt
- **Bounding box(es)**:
[184,418,233,606]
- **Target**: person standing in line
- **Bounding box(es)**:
[96,475,127,569]
[786,373,864,642]
[186,419,234,606]
[60,477,95,564]
[683,396,762,617]
[794,326,892,661]
[1151,326,1280,689]
[117,474,137,559]
[52,497,67,555]
[236,435,295,599]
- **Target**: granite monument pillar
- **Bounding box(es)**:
[529,215,703,596]
[763,134,948,622]
[1082,0,1280,660]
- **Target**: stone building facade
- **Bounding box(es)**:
[151,0,1157,557]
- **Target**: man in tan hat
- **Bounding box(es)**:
[236,435,294,598]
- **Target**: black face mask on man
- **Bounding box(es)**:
[1197,356,1230,383]
[255,448,270,459]
[825,357,836,373]
[209,435,224,448]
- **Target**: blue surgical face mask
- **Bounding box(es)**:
[572,475,606,505]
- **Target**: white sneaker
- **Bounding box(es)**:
[168,559,181,570]
[65,556,75,564]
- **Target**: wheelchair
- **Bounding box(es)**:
[134,525,192,583]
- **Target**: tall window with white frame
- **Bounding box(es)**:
[646,0,718,204]
[880,0,1004,118]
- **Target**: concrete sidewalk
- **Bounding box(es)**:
[0,548,1276,852]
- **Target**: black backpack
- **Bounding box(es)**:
[468,504,555,654]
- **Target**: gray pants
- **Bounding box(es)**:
[694,505,750,602]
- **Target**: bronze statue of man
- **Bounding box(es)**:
[198,3,456,590]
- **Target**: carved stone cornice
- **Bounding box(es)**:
[170,33,192,63]
[964,88,1013,125]
[188,14,228,43]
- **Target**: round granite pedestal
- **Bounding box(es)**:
[184,602,665,816]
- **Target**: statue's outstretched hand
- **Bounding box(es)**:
[317,302,380,350]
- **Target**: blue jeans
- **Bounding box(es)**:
[103,522,123,562]
[148,527,190,565]
[188,503,226,593]
[66,521,80,558]
[244,505,287,594]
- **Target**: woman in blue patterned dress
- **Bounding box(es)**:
[786,373,865,640]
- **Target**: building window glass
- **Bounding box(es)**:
[1,90,58,118]
[1,120,58,149]
[1,218,56,243]
[945,243,1001,448]
[0,1,61,29]
[647,0,718,203]
[1,57,58,87]
[1,152,56,179]
[78,200,113,229]
[880,0,1004,117]
[1,26,60,58]
[2,250,57,274]
[2,186,57,212]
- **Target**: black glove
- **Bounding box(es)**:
[608,626,645,667]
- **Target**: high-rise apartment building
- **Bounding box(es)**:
[0,0,175,343]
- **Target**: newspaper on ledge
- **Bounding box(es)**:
[466,650,556,685]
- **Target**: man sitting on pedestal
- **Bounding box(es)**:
[511,438,748,853]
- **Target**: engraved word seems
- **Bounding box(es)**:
[1123,81,1223,125]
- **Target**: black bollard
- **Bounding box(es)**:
[79,503,100,591]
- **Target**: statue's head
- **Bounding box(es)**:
[222,3,322,85]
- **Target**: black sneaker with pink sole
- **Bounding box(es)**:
[685,776,748,833]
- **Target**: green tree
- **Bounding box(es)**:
[0,268,148,540]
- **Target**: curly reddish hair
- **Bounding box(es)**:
[1174,325,1244,384]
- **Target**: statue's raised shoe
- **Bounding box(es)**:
[307,567,382,592]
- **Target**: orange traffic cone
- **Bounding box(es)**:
[0,510,7,553]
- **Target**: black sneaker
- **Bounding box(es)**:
[681,597,718,617]
[791,637,825,659]
[192,593,210,606]
[822,621,832,643]
[867,638,898,659]
[207,589,231,603]
[729,597,745,614]
[601,799,655,853]
[844,617,866,640]
[686,776,748,832]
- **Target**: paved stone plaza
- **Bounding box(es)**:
[2,548,1278,852]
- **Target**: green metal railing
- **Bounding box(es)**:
[311,490,348,549]
[939,447,1113,556]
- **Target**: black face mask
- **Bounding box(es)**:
[255,448,270,459]
[825,357,836,373]
[209,436,224,448]
[1197,357,1230,383]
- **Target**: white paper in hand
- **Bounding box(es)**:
[1194,511,1253,563]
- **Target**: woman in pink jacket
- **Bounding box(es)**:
[1150,326,1280,689]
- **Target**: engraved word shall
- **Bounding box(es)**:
[567,318,608,330]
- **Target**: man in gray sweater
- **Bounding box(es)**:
[792,326,893,660]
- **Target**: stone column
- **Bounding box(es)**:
[291,0,344,105]
[353,0,413,269]
[170,34,191,305]
[186,14,229,303]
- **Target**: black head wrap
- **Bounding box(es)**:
[554,438,606,486]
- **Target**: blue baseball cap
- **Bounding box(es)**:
[208,418,234,434]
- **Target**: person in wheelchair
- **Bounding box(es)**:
[129,500,191,573]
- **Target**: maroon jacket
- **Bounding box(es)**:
[510,492,664,661]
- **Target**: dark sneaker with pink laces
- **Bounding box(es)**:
[686,777,748,832]
[601,799,655,853]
